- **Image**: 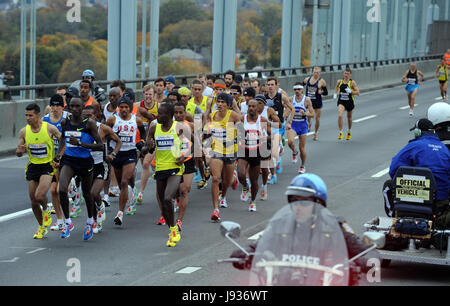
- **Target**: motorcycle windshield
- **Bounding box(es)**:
[250,203,349,286]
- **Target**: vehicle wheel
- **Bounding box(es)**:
[381,259,391,268]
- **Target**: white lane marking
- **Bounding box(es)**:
[248,230,264,241]
[435,97,443,101]
[0,156,26,163]
[353,115,377,123]
[9,247,47,254]
[0,209,32,223]
[399,104,418,110]
[0,257,20,263]
[0,179,144,224]
[372,168,390,178]
[294,132,314,140]
[176,267,202,274]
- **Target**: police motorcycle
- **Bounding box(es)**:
[218,205,384,286]
[365,166,450,267]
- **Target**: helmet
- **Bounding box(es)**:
[428,102,450,127]
[285,173,328,205]
[82,69,95,79]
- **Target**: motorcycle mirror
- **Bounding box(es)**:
[220,221,241,239]
[363,232,386,249]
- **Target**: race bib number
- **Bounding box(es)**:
[407,78,416,85]
[65,131,82,148]
[156,135,175,151]
[29,143,48,158]
[307,87,317,98]
[118,131,134,144]
[245,130,260,148]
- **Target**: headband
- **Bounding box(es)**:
[214,83,226,89]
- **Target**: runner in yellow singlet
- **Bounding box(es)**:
[16,103,61,239]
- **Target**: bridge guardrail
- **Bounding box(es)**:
[0,54,442,101]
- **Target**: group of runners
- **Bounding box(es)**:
[21,64,417,248]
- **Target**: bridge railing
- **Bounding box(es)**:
[0,54,442,101]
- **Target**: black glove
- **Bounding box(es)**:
[230,249,253,270]
[136,141,146,153]
[348,261,362,286]
[230,243,256,270]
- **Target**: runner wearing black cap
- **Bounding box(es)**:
[255,94,280,201]
[43,94,69,231]
[105,97,147,226]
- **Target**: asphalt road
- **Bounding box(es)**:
[0,79,449,287]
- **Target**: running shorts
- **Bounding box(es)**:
[25,162,55,182]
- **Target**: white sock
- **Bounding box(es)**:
[57,219,64,225]
[88,217,94,225]
[65,218,72,225]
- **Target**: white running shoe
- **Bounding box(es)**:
[50,222,64,231]
[136,192,143,205]
[240,187,250,202]
[219,197,228,208]
[260,185,268,201]
[249,202,257,212]
[114,211,123,226]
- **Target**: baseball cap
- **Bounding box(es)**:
[65,87,79,98]
[49,94,64,107]
[410,119,434,132]
[255,94,267,104]
[243,87,256,98]
[119,96,131,107]
[165,75,176,85]
[123,90,135,102]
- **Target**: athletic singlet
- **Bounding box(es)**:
[84,96,95,107]
[189,96,208,113]
[155,121,184,174]
[265,92,284,123]
[210,110,237,155]
[406,70,418,85]
[186,101,200,118]
[338,79,354,103]
[180,120,193,162]
[103,102,116,121]
[438,65,448,82]
[111,114,138,152]
[43,111,69,154]
[306,77,322,104]
[63,116,94,159]
[260,106,269,121]
[241,115,263,150]
[91,122,105,165]
[292,95,307,122]
[140,100,158,124]
[25,121,54,164]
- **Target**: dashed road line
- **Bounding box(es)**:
[354,115,377,123]
[176,267,202,274]
[371,168,390,178]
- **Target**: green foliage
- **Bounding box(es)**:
[159,0,208,33]
[159,19,213,54]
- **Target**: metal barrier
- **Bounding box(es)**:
[0,54,443,101]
